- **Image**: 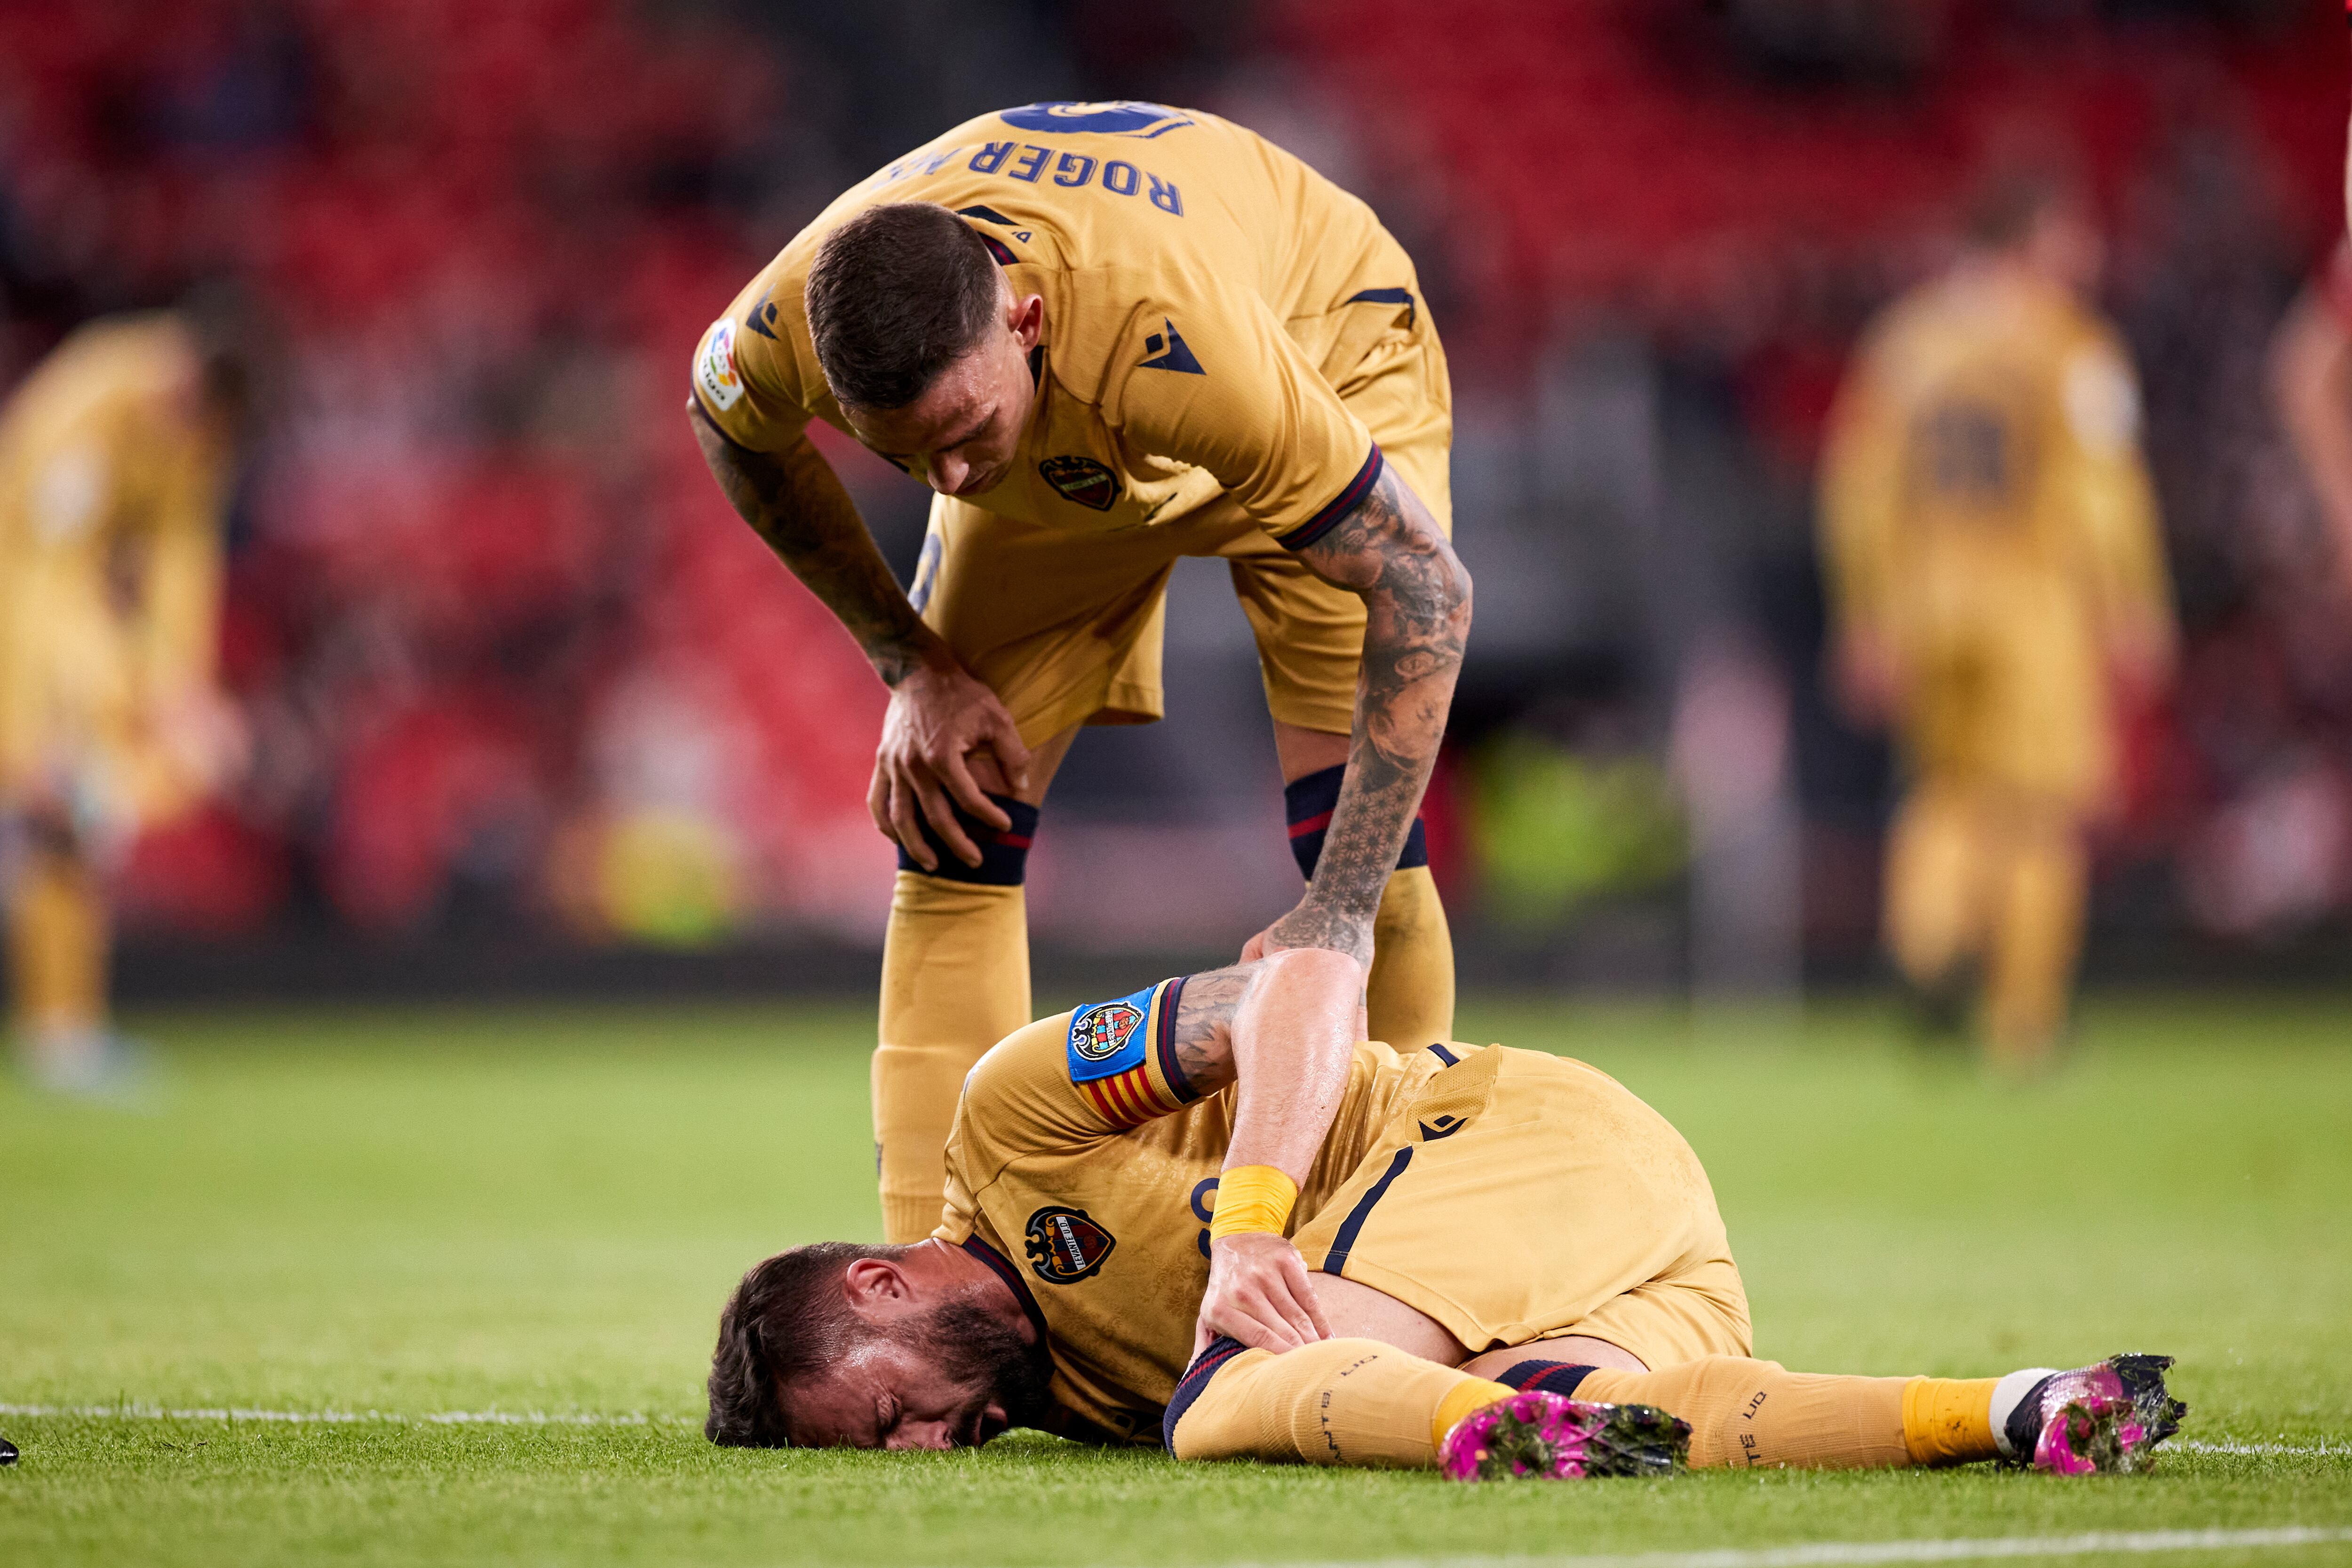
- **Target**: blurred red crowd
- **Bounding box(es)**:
[8,0,2352,949]
[1279,0,2344,363]
[0,0,889,941]
[1280,0,2352,942]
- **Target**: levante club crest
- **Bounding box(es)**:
[1040,454,1119,510]
[1071,999,1144,1062]
[1024,1206,1117,1284]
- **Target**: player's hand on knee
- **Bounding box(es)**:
[870,661,1031,871]
[1193,1233,1333,1357]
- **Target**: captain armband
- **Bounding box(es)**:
[1208,1164,1299,1242]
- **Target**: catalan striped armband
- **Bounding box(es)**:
[1065,976,1204,1129]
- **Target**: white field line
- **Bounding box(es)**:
[2179,1440,2346,1458]
[1255,1529,2352,1568]
[1,1411,2348,1566]
[0,1401,695,1427]
[0,1405,2343,1459]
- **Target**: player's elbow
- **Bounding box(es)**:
[1443,554,1474,629]
[1368,542,1471,644]
[1255,943,1365,995]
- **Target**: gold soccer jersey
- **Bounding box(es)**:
[0,314,230,820]
[935,982,1748,1444]
[689,101,1425,551]
[1819,272,2172,807]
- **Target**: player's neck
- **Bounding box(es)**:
[915,1239,1039,1342]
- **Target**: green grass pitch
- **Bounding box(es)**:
[2,991,2349,1567]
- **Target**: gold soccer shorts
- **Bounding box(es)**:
[1288,1044,1754,1371]
[913,321,1452,745]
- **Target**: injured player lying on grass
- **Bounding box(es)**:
[706,948,2185,1479]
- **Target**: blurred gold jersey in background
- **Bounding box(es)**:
[0,312,231,827]
[1820,269,2172,810]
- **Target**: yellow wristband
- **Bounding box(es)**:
[1208,1164,1299,1242]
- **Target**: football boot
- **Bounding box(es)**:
[1439,1390,1688,1481]
[2008,1353,2186,1474]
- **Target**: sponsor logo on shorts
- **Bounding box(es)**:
[1040,454,1119,511]
[695,318,743,412]
[1024,1205,1116,1283]
[1071,998,1144,1061]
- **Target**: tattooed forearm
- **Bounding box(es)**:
[688,399,937,685]
[1168,963,1257,1097]
[1280,467,1472,957]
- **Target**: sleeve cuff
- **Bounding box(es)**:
[1274,444,1384,553]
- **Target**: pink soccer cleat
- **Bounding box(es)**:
[2018,1353,2187,1475]
[1439,1390,1689,1481]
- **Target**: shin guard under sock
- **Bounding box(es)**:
[875,795,1037,1242]
[1165,1337,1513,1467]
[1284,766,1453,1047]
[1367,867,1454,1050]
[1575,1358,1915,1469]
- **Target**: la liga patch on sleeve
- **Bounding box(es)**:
[1066,987,1154,1082]
[695,317,744,411]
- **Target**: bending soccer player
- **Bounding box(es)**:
[0,294,254,1091]
[685,102,1470,1242]
[706,949,2185,1477]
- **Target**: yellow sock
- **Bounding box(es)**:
[1884,780,1986,990]
[874,872,1030,1242]
[1367,866,1454,1050]
[1167,1338,1509,1468]
[1984,820,2084,1067]
[1577,1358,1915,1469]
[7,847,109,1040]
[1900,1376,2002,1465]
[1430,1374,1521,1449]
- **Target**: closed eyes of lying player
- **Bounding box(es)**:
[736,947,1637,1451]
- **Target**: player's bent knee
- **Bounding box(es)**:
[1164,1337,1263,1460]
[896,794,1039,885]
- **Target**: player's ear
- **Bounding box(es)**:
[1008,291,1044,350]
[841,1256,912,1311]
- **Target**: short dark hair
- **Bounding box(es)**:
[1963,167,2080,252]
[706,1242,894,1447]
[177,276,270,431]
[804,203,1003,411]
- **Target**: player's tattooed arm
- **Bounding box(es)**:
[691,400,1030,867]
[1167,950,1360,1105]
[1168,963,1255,1097]
[687,398,940,686]
[1278,466,1472,962]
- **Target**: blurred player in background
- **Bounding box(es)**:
[2270,242,2352,598]
[1819,172,2175,1069]
[688,103,1470,1241]
[0,291,255,1091]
